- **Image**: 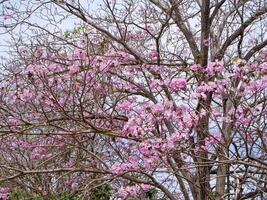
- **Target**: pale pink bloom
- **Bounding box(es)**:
[249,62,258,70]
[27,64,48,74]
[73,82,81,90]
[19,141,32,149]
[236,117,251,126]
[166,139,175,150]
[30,147,47,160]
[0,187,9,200]
[259,63,267,74]
[144,158,156,170]
[68,64,79,74]
[197,82,215,93]
[259,50,267,60]
[139,141,151,156]
[3,15,8,20]
[148,50,158,59]
[191,63,202,71]
[150,79,163,89]
[119,185,140,197]
[206,60,225,75]
[192,92,207,100]
[140,184,151,191]
[170,78,187,92]
[119,100,132,110]
[48,63,61,72]
[151,102,165,113]
[212,109,222,118]
[117,187,129,198]
[20,89,35,102]
[73,49,86,60]
[58,97,65,107]
[7,118,20,125]
[111,163,129,174]
[205,134,220,148]
[122,118,140,137]
[99,62,108,72]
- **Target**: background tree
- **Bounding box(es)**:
[0,0,266,199]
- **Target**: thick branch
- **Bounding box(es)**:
[216,5,267,59]
[244,39,267,61]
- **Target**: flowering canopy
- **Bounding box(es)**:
[0,0,266,199]
[0,43,266,199]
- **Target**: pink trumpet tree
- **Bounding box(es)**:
[0,0,266,199]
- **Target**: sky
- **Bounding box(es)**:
[0,0,99,60]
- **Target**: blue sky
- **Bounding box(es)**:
[0,0,100,59]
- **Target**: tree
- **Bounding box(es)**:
[0,0,266,199]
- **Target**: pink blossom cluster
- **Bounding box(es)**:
[0,187,9,200]
[0,41,266,199]
[205,133,221,148]
[117,184,152,198]
[246,77,267,93]
[169,78,187,92]
[111,156,139,174]
[205,60,225,76]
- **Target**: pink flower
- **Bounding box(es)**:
[236,117,251,126]
[139,141,151,156]
[68,64,79,75]
[150,79,163,89]
[111,164,125,174]
[48,64,61,72]
[212,109,222,118]
[144,158,157,170]
[259,50,267,60]
[205,134,221,148]
[206,60,225,75]
[117,185,140,198]
[3,15,8,20]
[197,82,216,93]
[27,64,48,74]
[0,187,9,200]
[170,78,187,92]
[191,64,202,72]
[168,131,183,143]
[148,50,158,59]
[260,63,267,74]
[99,62,109,72]
[117,184,152,198]
[117,187,129,198]
[140,184,152,191]
[58,97,66,107]
[119,100,132,110]
[20,89,35,102]
[30,147,47,160]
[73,49,86,60]
[151,103,164,113]
[128,156,139,170]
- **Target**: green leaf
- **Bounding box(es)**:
[146,188,158,199]
[64,30,70,38]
